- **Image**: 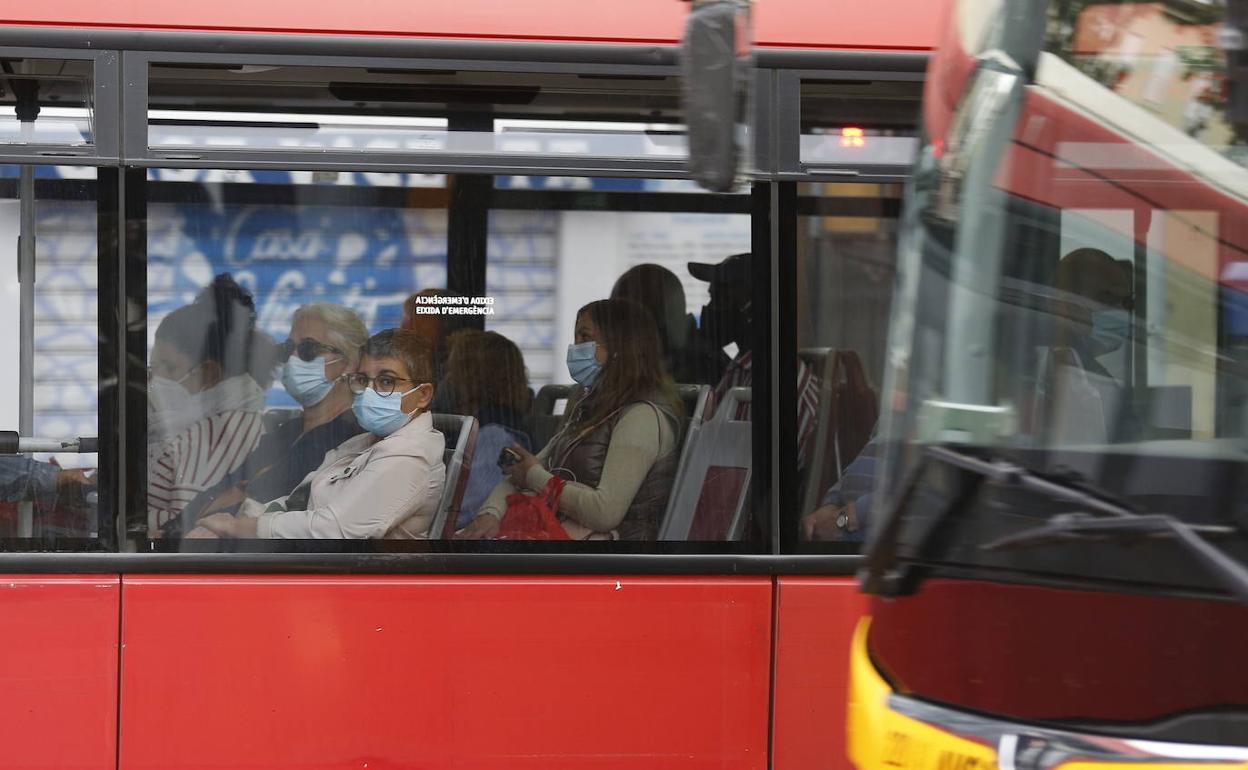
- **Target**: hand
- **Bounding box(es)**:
[184,526,219,539]
[196,512,259,539]
[200,484,247,516]
[57,467,97,490]
[455,512,501,540]
[801,501,858,542]
[504,444,538,488]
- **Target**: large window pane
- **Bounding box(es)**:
[0,165,100,545]
[142,172,761,550]
[792,182,903,550]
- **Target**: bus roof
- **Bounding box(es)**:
[0,0,941,51]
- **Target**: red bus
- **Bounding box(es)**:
[847,0,1248,766]
[0,2,941,769]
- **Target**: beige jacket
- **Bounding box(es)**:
[240,411,445,539]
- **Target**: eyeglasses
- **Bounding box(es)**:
[345,372,417,397]
[280,338,343,363]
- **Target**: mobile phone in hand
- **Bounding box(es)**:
[498,447,521,468]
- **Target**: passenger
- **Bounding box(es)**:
[610,263,729,385]
[801,434,880,542]
[0,458,93,506]
[168,302,369,534]
[1053,248,1133,380]
[147,275,279,535]
[191,329,446,539]
[691,253,819,469]
[441,329,534,528]
[457,299,683,541]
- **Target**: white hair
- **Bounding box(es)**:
[292,303,368,365]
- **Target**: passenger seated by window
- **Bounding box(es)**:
[1053,248,1133,381]
[610,263,728,385]
[691,252,819,469]
[147,275,279,536]
[441,329,534,528]
[168,302,369,535]
[191,329,446,540]
[801,434,880,542]
[457,299,683,541]
[0,458,94,506]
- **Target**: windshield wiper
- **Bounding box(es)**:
[861,444,1248,604]
[983,513,1248,605]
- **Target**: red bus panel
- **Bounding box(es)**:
[0,575,119,770]
[119,575,772,770]
[772,577,868,770]
[0,0,942,50]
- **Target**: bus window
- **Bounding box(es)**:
[0,164,102,546]
[143,169,449,542]
[867,0,1248,605]
[146,64,687,161]
[147,171,764,548]
[792,182,903,549]
[0,59,94,146]
[798,79,922,172]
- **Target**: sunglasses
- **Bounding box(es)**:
[280,338,344,363]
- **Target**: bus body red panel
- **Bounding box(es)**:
[119,575,772,770]
[0,576,119,770]
[868,578,1248,722]
[772,577,868,770]
[0,0,942,50]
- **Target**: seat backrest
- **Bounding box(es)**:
[798,348,879,517]
[429,413,478,539]
[529,384,575,450]
[657,384,710,537]
[659,386,751,541]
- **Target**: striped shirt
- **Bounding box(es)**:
[706,351,820,469]
[148,409,265,536]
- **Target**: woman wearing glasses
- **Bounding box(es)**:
[192,328,446,540]
[168,302,369,536]
[147,275,280,536]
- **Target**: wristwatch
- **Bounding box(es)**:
[834,505,859,534]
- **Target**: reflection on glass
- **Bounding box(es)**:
[0,61,94,145]
[147,64,686,158]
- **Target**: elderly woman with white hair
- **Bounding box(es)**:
[166,301,370,536]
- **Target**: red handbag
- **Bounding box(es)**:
[497,476,570,540]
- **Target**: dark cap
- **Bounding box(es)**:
[688,252,752,285]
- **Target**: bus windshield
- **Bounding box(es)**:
[873,0,1248,599]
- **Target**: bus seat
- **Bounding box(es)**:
[659,383,712,533]
[798,347,878,516]
[430,413,478,539]
[529,383,575,450]
[658,386,751,541]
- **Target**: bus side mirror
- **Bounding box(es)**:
[680,0,750,193]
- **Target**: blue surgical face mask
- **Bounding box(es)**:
[1089,309,1130,355]
[281,355,340,407]
[352,385,422,437]
[566,341,603,387]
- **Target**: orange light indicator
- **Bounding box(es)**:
[840,127,866,148]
